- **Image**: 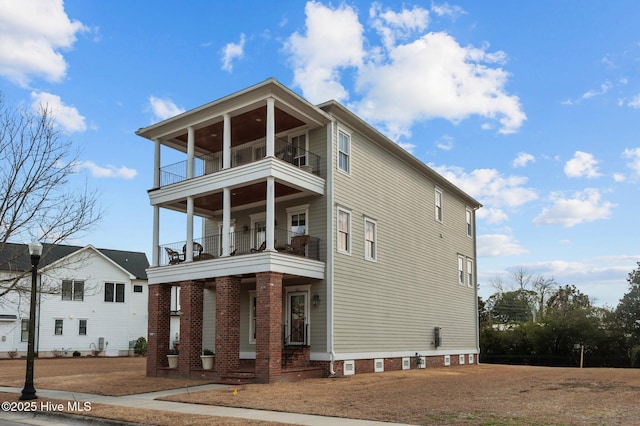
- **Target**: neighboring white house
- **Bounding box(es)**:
[0,243,149,357]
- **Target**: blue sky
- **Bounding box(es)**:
[1,1,639,307]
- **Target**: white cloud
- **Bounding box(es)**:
[148,96,185,121]
[627,94,640,108]
[532,188,615,227]
[623,147,640,177]
[284,1,364,103]
[435,135,453,151]
[430,2,466,19]
[0,0,87,86]
[582,81,612,99]
[613,173,626,182]
[476,207,509,224]
[74,161,137,179]
[221,33,246,72]
[512,152,535,168]
[285,2,525,141]
[477,234,528,257]
[433,164,538,208]
[30,91,86,133]
[564,151,602,178]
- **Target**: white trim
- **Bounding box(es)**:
[289,131,309,167]
[434,187,443,223]
[457,255,465,286]
[343,360,355,375]
[312,349,478,361]
[285,285,311,346]
[336,206,351,255]
[466,258,474,288]
[286,204,310,243]
[337,127,351,176]
[402,357,410,370]
[248,291,256,344]
[465,207,473,238]
[374,358,384,373]
[363,216,377,262]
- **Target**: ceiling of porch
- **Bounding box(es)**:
[174,106,305,153]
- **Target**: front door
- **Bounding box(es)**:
[287,292,307,345]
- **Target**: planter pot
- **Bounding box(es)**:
[200,355,214,370]
[167,354,178,368]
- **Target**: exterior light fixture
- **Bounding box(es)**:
[21,240,42,400]
[312,293,320,306]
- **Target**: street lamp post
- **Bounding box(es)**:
[20,241,42,401]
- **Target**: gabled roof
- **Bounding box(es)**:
[0,243,149,280]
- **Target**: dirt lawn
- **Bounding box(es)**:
[0,357,639,425]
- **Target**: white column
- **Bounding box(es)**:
[187,126,195,179]
[266,98,275,157]
[222,188,231,256]
[265,177,275,251]
[223,113,231,169]
[186,196,194,261]
[153,139,161,188]
[152,206,160,266]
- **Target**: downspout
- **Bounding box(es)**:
[473,206,480,360]
[327,119,336,375]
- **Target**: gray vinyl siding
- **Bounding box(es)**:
[331,121,477,354]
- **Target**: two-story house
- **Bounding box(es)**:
[0,243,149,357]
[137,78,481,384]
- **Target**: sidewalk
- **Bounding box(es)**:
[0,385,410,426]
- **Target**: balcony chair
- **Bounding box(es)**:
[165,247,184,264]
[250,241,267,253]
[182,242,204,260]
[285,235,310,256]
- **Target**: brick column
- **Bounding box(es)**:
[146,283,172,376]
[178,280,204,375]
[255,271,283,384]
[215,276,240,375]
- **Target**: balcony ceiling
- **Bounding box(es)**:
[175,106,305,153]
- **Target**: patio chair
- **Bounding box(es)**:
[182,242,203,259]
[285,235,310,256]
[165,247,183,264]
[250,241,267,253]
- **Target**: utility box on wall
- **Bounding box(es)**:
[434,327,442,347]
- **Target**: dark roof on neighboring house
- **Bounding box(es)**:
[0,243,149,280]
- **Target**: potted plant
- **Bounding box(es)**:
[201,349,214,370]
[167,348,179,368]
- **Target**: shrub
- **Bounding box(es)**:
[73,351,81,357]
[134,337,147,356]
[202,349,214,356]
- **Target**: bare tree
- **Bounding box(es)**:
[0,94,103,301]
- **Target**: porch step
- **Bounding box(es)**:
[219,371,256,385]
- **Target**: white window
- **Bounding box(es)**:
[291,133,308,167]
[435,188,443,222]
[62,280,84,301]
[467,258,474,288]
[79,319,87,336]
[338,130,350,174]
[458,256,465,286]
[21,319,29,342]
[249,292,256,344]
[287,205,309,238]
[337,208,351,254]
[250,213,266,250]
[364,217,377,261]
[466,208,472,237]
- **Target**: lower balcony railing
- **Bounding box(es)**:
[160,228,320,266]
[159,137,321,187]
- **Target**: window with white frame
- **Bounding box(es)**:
[435,188,443,222]
[61,280,84,301]
[458,256,465,286]
[337,208,351,253]
[364,217,377,261]
[105,282,125,303]
[338,130,350,174]
[291,133,308,167]
[21,319,29,342]
[249,292,256,344]
[287,205,309,238]
[250,213,266,250]
[54,319,63,335]
[79,319,87,336]
[467,258,474,288]
[217,220,236,255]
[466,208,472,237]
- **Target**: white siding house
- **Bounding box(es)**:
[0,243,149,357]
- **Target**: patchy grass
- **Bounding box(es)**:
[1,357,640,425]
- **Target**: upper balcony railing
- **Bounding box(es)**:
[159,137,321,187]
[159,228,321,266]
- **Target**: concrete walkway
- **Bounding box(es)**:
[0,385,410,426]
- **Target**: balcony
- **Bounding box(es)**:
[159,138,321,188]
[159,228,321,266]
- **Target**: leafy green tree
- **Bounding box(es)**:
[615,262,640,346]
[487,289,536,323]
